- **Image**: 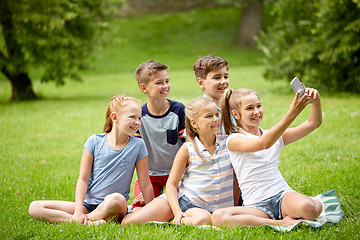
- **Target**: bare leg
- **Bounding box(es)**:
[86,193,127,223]
[122,197,173,225]
[28,200,84,223]
[281,191,323,220]
[211,206,301,228]
[181,208,212,226]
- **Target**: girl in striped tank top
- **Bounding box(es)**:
[122,97,235,226]
[165,97,235,225]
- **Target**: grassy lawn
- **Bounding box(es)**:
[1,7,359,239]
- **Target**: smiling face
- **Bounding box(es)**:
[197,66,229,105]
[140,70,170,100]
[191,102,221,135]
[113,101,142,136]
[234,94,263,130]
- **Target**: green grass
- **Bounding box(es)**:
[1,7,360,239]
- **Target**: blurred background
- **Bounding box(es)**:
[1,0,359,102]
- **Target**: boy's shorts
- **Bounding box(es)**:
[132,175,169,209]
[246,190,292,220]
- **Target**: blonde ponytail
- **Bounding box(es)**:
[221,88,239,135]
[185,97,215,160]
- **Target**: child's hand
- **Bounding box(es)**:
[72,210,87,224]
[305,88,320,104]
[289,89,311,115]
[132,192,145,205]
[172,211,187,225]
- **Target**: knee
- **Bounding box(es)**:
[299,199,322,220]
[28,201,42,219]
[211,209,229,227]
[121,213,134,226]
[105,193,127,213]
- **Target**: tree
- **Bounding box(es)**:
[236,0,264,46]
[257,0,360,93]
[0,0,120,101]
[217,0,265,47]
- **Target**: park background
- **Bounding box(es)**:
[1,1,359,239]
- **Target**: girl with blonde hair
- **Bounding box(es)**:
[211,87,323,227]
[29,95,153,224]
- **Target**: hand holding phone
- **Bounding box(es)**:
[290,77,305,98]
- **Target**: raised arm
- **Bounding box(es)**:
[73,148,93,223]
[136,156,154,204]
[282,88,322,145]
[165,144,189,224]
[228,90,310,153]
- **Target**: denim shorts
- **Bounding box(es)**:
[178,195,212,213]
[247,190,287,220]
[83,202,99,213]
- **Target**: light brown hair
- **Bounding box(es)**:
[134,60,168,88]
[103,95,141,133]
[185,97,216,160]
[193,55,229,79]
[221,88,260,135]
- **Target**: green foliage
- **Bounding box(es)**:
[0,0,122,87]
[91,7,261,74]
[0,7,359,239]
[257,0,360,93]
[0,7,264,102]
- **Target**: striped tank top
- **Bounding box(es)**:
[178,134,234,212]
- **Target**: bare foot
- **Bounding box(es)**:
[279,216,302,226]
[84,219,107,225]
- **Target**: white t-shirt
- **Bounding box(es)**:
[226,128,292,206]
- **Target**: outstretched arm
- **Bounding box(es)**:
[73,148,93,223]
[136,156,154,204]
[165,144,189,224]
[228,90,310,153]
[282,88,322,145]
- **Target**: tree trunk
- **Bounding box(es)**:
[0,1,37,101]
[236,0,263,47]
[2,69,37,101]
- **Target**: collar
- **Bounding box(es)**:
[193,135,220,157]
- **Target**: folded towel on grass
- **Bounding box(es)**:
[145,189,343,232]
[270,189,343,232]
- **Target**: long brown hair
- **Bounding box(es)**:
[220,88,260,135]
[185,97,215,160]
[103,95,141,133]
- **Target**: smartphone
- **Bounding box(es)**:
[290,77,305,98]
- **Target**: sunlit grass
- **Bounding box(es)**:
[1,6,359,239]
